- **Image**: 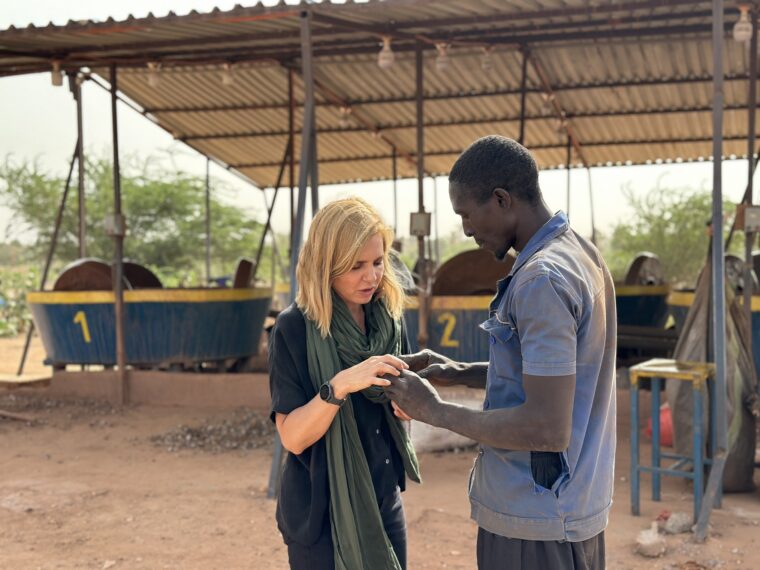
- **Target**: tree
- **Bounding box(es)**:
[602,178,740,287]
[0,154,287,286]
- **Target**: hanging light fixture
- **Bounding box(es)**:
[378,36,395,69]
[147,62,161,88]
[541,92,555,115]
[435,43,450,72]
[50,60,63,87]
[221,63,235,86]
[338,106,352,128]
[481,46,494,73]
[734,4,753,43]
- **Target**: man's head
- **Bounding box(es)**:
[448,136,542,260]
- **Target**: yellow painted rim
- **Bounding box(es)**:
[27,288,273,305]
[616,285,671,296]
[405,296,493,310]
[667,291,694,307]
[668,291,760,311]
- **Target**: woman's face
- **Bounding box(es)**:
[332,233,385,311]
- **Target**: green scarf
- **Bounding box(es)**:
[304,294,421,570]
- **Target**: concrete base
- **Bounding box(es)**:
[45,370,271,410]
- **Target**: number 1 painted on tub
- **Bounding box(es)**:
[73,311,92,343]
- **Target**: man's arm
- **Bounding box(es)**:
[420,361,489,389]
[401,349,488,388]
[386,371,574,451]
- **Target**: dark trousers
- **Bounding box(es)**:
[286,488,406,570]
[477,529,605,570]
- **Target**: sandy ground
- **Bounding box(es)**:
[0,332,49,377]
[1,335,760,570]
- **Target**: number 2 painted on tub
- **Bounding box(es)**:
[73,311,92,343]
[437,312,459,348]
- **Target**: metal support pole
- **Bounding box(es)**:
[696,0,727,541]
[433,178,440,264]
[416,42,429,348]
[651,377,662,501]
[630,382,640,515]
[392,146,398,233]
[310,120,319,215]
[71,73,87,258]
[587,167,598,245]
[744,8,758,360]
[205,158,211,284]
[252,140,292,283]
[566,135,572,218]
[16,140,79,376]
[288,67,296,259]
[109,64,128,406]
[269,10,316,500]
[292,11,315,270]
[518,48,529,145]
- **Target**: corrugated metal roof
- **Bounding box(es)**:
[0,0,753,187]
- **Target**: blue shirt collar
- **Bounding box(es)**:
[509,211,570,276]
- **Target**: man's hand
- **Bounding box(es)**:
[417,361,473,387]
[385,370,443,425]
[400,349,462,386]
[399,349,453,373]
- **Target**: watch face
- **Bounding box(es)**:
[319,383,331,401]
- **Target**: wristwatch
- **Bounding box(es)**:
[319,382,347,406]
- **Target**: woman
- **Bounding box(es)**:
[269,197,420,570]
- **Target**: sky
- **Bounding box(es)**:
[0,1,755,254]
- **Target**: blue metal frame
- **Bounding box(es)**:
[630,375,716,523]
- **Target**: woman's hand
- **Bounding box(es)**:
[331,354,409,399]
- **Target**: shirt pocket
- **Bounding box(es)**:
[481,315,522,386]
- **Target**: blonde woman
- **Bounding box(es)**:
[269,197,421,570]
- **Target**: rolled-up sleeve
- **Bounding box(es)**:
[512,273,578,377]
[268,315,310,422]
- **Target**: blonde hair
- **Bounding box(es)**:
[296,197,405,337]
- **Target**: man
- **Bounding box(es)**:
[387,136,616,570]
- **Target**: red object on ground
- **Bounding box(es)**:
[645,404,674,447]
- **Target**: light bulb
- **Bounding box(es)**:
[541,92,555,115]
[147,62,161,88]
[338,106,351,128]
[734,5,753,43]
[221,63,234,86]
[435,44,450,72]
[51,61,63,87]
[378,37,394,69]
[481,47,494,72]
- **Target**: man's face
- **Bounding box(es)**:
[449,182,514,260]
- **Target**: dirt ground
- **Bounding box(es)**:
[2,336,760,570]
[0,332,49,377]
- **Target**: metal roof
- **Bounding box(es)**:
[0,1,753,187]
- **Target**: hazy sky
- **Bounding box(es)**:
[0,1,753,251]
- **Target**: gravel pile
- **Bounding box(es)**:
[0,393,116,417]
[151,408,275,453]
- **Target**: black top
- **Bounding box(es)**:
[268,304,409,546]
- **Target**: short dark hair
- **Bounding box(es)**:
[449,136,541,206]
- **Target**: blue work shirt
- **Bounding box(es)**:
[469,211,617,542]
